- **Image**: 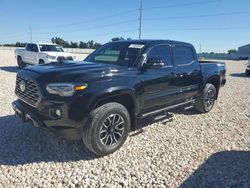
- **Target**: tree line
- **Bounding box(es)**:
[51,37,102,49]
[0,37,132,49]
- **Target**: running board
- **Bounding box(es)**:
[141,100,195,118]
[184,104,194,111]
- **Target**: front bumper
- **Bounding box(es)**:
[12,100,84,140]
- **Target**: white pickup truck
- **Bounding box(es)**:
[15,43,76,68]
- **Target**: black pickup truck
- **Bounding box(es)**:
[12,40,226,156]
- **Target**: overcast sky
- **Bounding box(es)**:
[0,0,250,52]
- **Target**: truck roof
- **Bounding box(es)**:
[38,42,57,45]
[111,39,192,46]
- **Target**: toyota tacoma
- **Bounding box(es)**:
[12,40,226,156]
[15,43,76,68]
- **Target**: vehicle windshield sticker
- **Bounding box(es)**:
[129,44,145,49]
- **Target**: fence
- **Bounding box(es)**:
[0,46,95,54]
[1,46,248,60]
[198,53,241,60]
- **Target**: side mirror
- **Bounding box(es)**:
[144,58,164,69]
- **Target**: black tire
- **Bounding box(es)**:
[39,59,45,64]
[82,102,130,156]
[246,70,250,76]
[194,83,217,113]
[17,56,26,69]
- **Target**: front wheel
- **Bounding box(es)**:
[17,56,26,69]
[39,59,45,64]
[194,83,217,113]
[82,102,130,156]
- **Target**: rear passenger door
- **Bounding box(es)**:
[172,45,202,101]
[24,44,33,63]
[30,44,39,64]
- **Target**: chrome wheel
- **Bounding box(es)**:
[204,89,215,110]
[99,114,125,146]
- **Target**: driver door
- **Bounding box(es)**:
[138,44,177,112]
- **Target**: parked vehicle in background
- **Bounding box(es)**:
[15,43,76,68]
[12,40,226,156]
[246,59,250,76]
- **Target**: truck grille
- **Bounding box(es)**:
[57,56,73,61]
[15,76,39,105]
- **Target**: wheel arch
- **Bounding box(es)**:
[206,75,221,99]
[39,59,45,64]
[91,91,138,131]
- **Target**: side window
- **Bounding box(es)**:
[173,46,195,66]
[147,45,172,66]
[26,44,32,51]
[31,44,38,52]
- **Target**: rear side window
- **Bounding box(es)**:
[31,44,38,52]
[147,45,172,66]
[173,46,195,66]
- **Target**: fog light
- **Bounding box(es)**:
[55,109,61,117]
[50,108,62,118]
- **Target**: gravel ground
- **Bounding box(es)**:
[0,50,249,187]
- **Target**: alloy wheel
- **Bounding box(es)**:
[204,89,215,110]
[99,114,125,146]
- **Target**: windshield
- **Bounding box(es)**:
[39,45,64,52]
[85,42,145,67]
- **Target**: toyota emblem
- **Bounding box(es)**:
[20,80,26,92]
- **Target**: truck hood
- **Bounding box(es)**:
[41,51,74,57]
[23,61,129,82]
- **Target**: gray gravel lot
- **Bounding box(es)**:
[0,50,249,187]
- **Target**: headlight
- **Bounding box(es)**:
[47,55,57,60]
[46,83,88,97]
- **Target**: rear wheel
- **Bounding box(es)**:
[17,56,26,69]
[246,69,250,76]
[82,102,130,156]
[194,83,217,113]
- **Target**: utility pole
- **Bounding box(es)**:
[199,44,202,54]
[29,24,33,42]
[139,0,143,39]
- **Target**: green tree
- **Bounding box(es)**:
[93,42,102,49]
[15,42,26,47]
[79,41,87,48]
[70,42,78,48]
[111,37,125,42]
[51,37,70,48]
[51,37,102,49]
[228,49,237,54]
[87,40,94,48]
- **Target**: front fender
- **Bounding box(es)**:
[91,87,138,112]
[68,87,138,122]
